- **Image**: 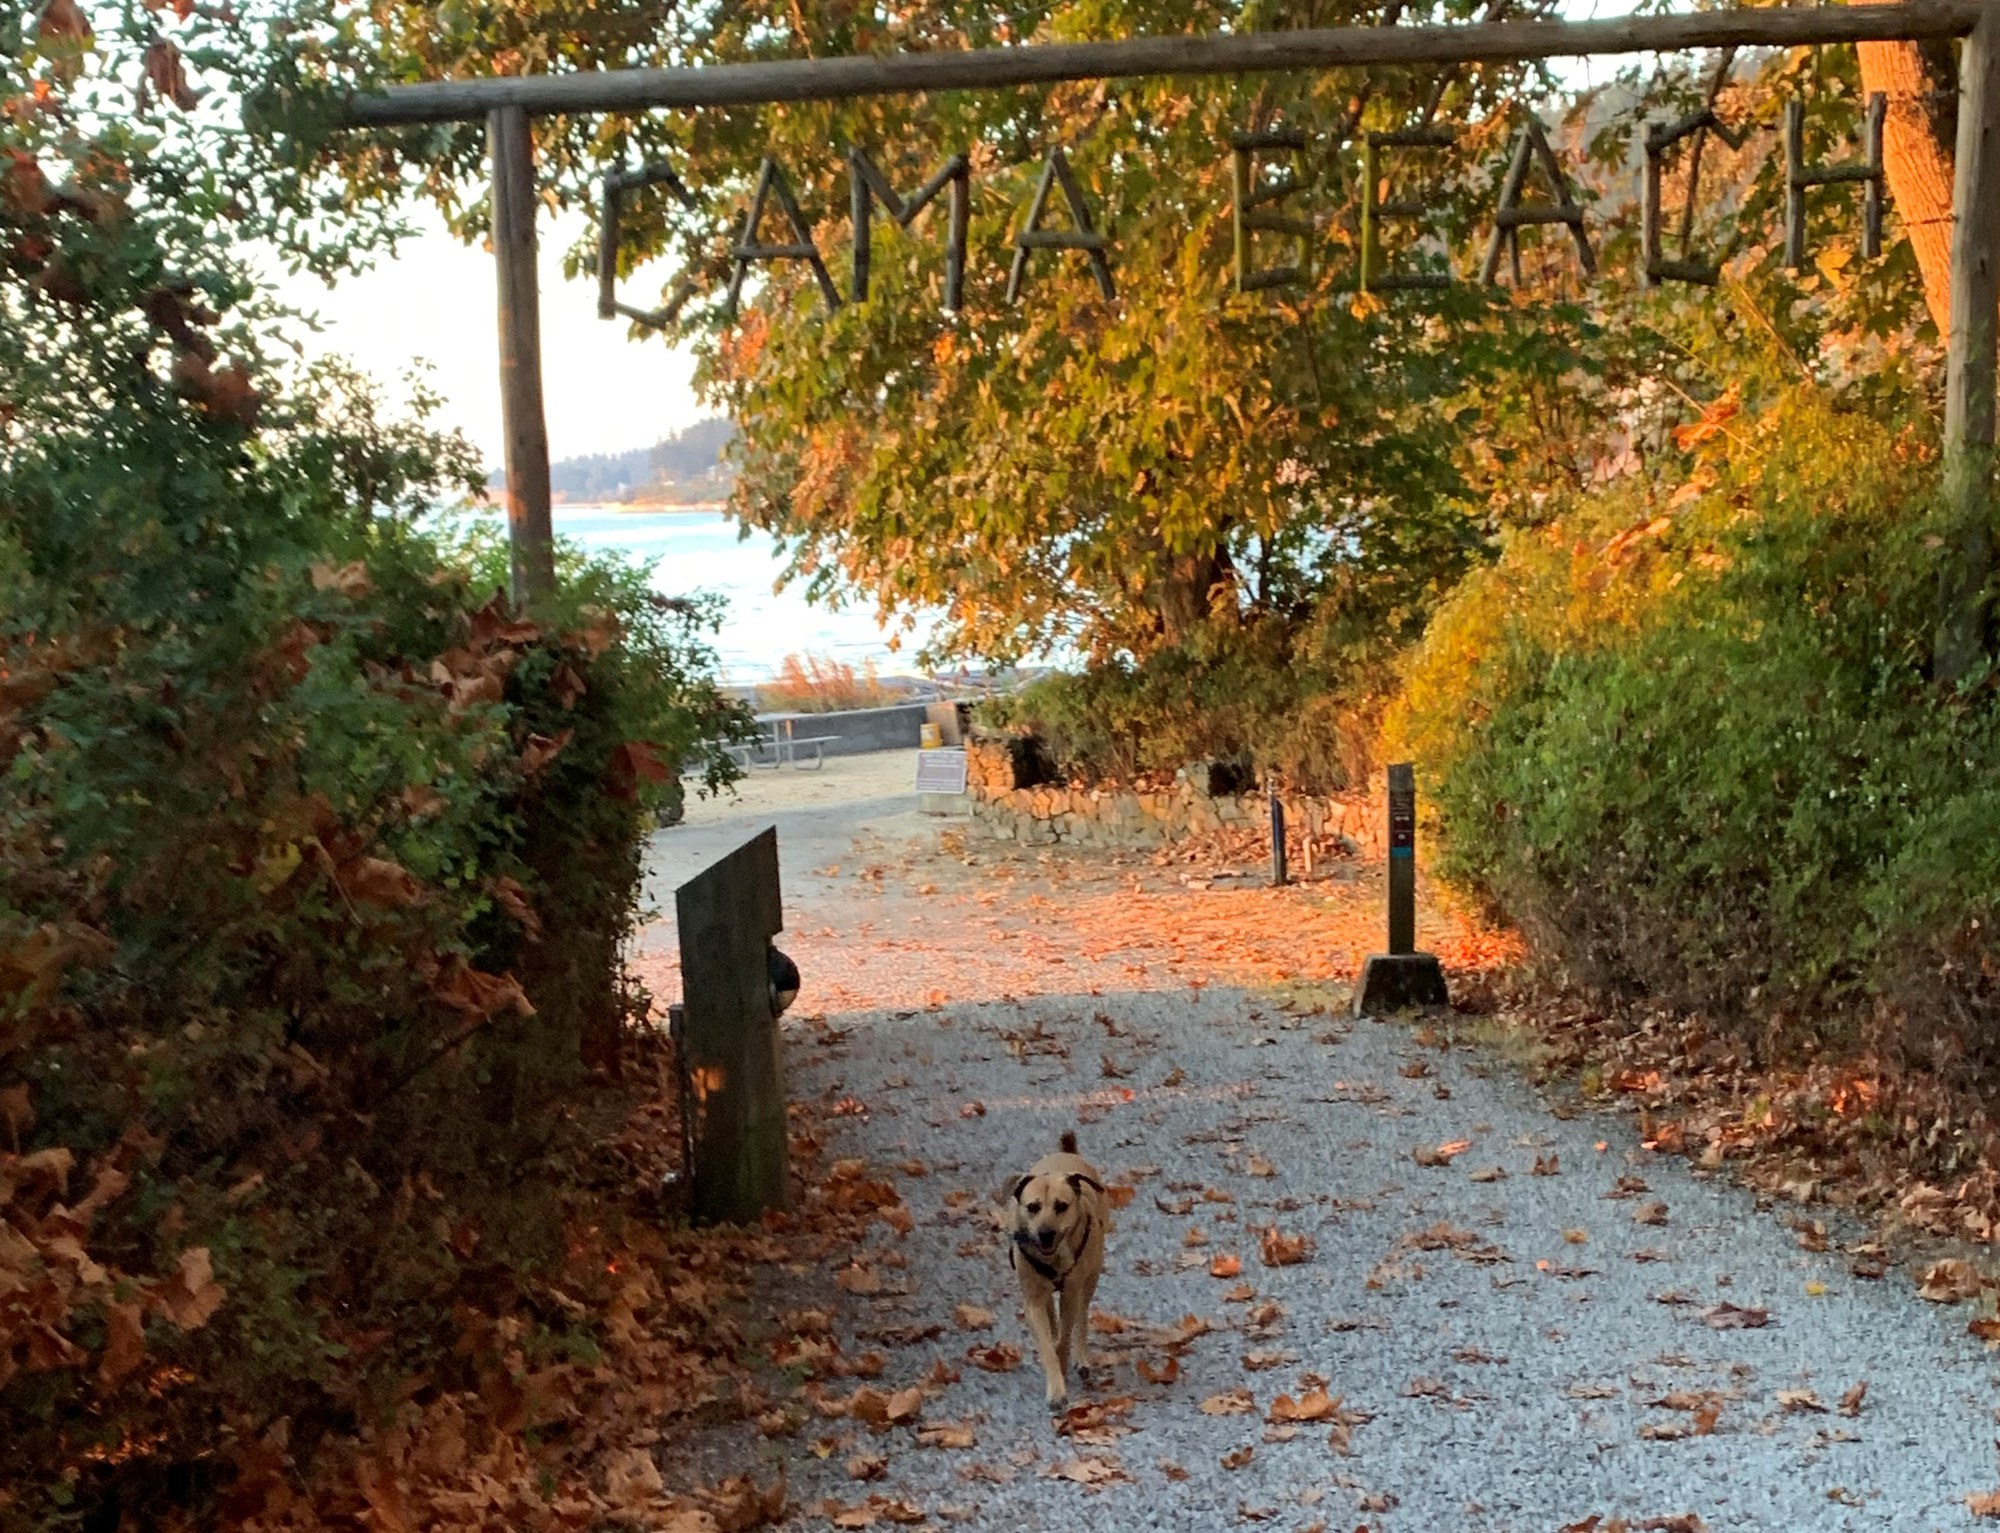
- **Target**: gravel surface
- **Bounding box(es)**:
[684,982,2000,1531]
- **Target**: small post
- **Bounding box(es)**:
[489,105,557,608]
[1938,3,2000,684]
[1352,762,1448,1016]
[675,828,791,1222]
[1269,783,1288,887]
[1387,762,1416,953]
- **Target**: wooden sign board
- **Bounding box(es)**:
[674,826,790,1223]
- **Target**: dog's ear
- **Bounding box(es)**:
[997,1173,1032,1206]
[1066,1172,1104,1196]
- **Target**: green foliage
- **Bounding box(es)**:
[1390,391,1998,1044]
[0,22,750,1528]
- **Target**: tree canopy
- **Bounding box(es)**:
[254,0,1942,674]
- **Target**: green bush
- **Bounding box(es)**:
[1389,391,2000,1046]
[0,107,750,1528]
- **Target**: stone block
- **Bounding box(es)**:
[1352,953,1449,1015]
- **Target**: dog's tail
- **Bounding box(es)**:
[1060,1130,1078,1155]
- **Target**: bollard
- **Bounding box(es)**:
[1388,762,1416,953]
[1269,785,1288,887]
[1352,762,1449,1016]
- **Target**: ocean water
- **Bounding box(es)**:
[547,505,935,685]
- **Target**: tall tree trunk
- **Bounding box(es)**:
[1153,546,1234,648]
[1858,38,1960,334]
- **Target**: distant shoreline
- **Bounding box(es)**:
[552,499,728,516]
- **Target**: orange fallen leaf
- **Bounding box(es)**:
[1259,1229,1313,1267]
[1412,1139,1472,1168]
[1268,1389,1339,1424]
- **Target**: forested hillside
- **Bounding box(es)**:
[493,416,736,501]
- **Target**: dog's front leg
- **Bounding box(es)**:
[1023,1288,1067,1410]
[1062,1270,1099,1376]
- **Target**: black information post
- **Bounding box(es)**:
[1353,763,1449,1015]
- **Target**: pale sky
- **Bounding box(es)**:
[275,210,708,471]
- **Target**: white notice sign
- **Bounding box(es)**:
[915,747,968,795]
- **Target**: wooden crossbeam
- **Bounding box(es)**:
[338,3,1981,127]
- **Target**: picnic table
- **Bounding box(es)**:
[726,720,838,771]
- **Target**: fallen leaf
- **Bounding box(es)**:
[966,1343,1020,1372]
[1208,1252,1242,1279]
[1412,1139,1472,1168]
[154,1247,225,1330]
[1268,1389,1339,1424]
[1042,1456,1130,1489]
[98,1301,146,1384]
[1837,1380,1867,1417]
[1258,1229,1312,1267]
[344,856,422,908]
[1220,1445,1254,1470]
[1137,1355,1180,1386]
[603,1448,664,1510]
[1200,1388,1256,1416]
[1702,1302,1770,1330]
[1776,1388,1825,1414]
[953,1304,994,1331]
[1920,1258,1986,1304]
[1634,1201,1669,1226]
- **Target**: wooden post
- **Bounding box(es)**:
[1939,3,2000,683]
[1269,784,1288,887]
[675,828,791,1223]
[489,105,557,609]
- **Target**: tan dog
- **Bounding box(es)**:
[1001,1130,1107,1411]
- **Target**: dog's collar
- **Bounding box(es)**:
[1013,1238,1062,1284]
[1013,1213,1094,1289]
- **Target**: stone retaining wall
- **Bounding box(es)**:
[964,739,1383,853]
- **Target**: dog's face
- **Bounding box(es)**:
[1007,1170,1091,1257]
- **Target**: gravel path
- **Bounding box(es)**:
[681,982,2000,1532]
[651,786,2000,1530]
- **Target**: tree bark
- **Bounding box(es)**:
[1153,546,1234,648]
[1858,38,1960,333]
